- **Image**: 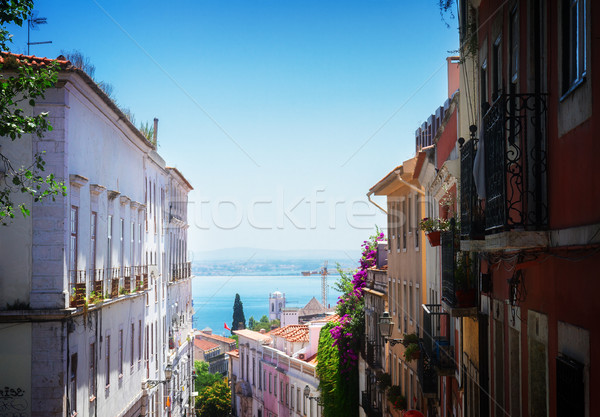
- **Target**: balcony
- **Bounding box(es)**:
[366,340,383,370]
[366,268,387,293]
[460,93,548,250]
[361,391,383,417]
[441,232,477,317]
[422,304,455,376]
[69,270,86,308]
[171,262,192,281]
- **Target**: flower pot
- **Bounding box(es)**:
[426,231,441,247]
[455,289,477,308]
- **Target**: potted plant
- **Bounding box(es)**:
[376,372,392,390]
[454,253,476,307]
[419,217,451,247]
[402,333,419,346]
[388,385,407,410]
[403,343,420,362]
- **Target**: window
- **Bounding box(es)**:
[492,35,502,100]
[91,212,97,273]
[69,353,77,415]
[138,320,142,364]
[481,59,488,109]
[107,215,113,268]
[118,329,123,378]
[105,335,111,388]
[252,358,256,386]
[89,343,96,401]
[414,196,420,249]
[274,375,277,397]
[291,385,295,410]
[130,222,135,267]
[131,323,135,372]
[297,388,301,415]
[402,199,407,250]
[286,383,289,405]
[69,206,78,272]
[509,7,519,85]
[409,284,414,324]
[119,219,125,269]
[269,373,272,394]
[562,0,587,94]
[259,362,262,390]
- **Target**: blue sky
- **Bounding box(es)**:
[8,1,458,254]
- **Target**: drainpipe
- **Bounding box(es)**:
[366,191,387,214]
[396,172,425,196]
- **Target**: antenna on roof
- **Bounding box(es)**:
[27,10,52,55]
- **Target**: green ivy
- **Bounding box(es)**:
[316,322,359,417]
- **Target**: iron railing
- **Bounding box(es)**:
[483,93,548,233]
[460,138,485,239]
[422,304,455,375]
[366,340,382,369]
[441,231,456,307]
[69,270,86,308]
[171,262,192,281]
[361,391,383,417]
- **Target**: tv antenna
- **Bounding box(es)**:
[27,10,52,55]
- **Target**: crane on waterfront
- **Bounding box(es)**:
[320,260,329,308]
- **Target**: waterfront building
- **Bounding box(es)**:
[0,53,194,417]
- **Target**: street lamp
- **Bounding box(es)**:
[146,364,173,388]
[378,311,404,346]
[303,385,320,401]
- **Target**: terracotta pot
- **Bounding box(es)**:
[455,289,477,307]
[426,231,441,247]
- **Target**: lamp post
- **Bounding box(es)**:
[146,364,173,388]
[378,311,404,346]
[304,385,320,416]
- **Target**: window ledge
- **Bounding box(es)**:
[560,75,586,102]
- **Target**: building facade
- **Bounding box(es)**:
[457,0,600,416]
[0,54,194,417]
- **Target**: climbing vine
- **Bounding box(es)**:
[316,229,385,417]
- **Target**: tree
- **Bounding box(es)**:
[231,293,246,332]
[1,1,66,225]
[195,379,231,417]
[248,316,256,330]
[194,361,223,394]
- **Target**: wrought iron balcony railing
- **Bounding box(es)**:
[460,93,548,237]
[361,391,383,417]
[441,232,477,314]
[366,340,382,369]
[422,304,455,376]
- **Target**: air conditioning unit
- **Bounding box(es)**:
[298,353,305,360]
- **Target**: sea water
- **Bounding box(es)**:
[192,275,343,337]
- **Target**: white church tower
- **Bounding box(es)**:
[269,291,286,321]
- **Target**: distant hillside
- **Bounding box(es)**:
[192,247,360,262]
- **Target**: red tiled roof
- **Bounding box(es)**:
[228,349,239,358]
[198,332,237,345]
[194,339,219,351]
[311,314,340,324]
[0,52,70,69]
[0,52,155,150]
[269,325,309,343]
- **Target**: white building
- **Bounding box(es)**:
[0,53,194,417]
[229,320,334,417]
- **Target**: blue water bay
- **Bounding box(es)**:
[192,275,343,337]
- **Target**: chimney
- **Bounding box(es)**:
[447,56,460,98]
[153,117,158,145]
[260,329,266,334]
